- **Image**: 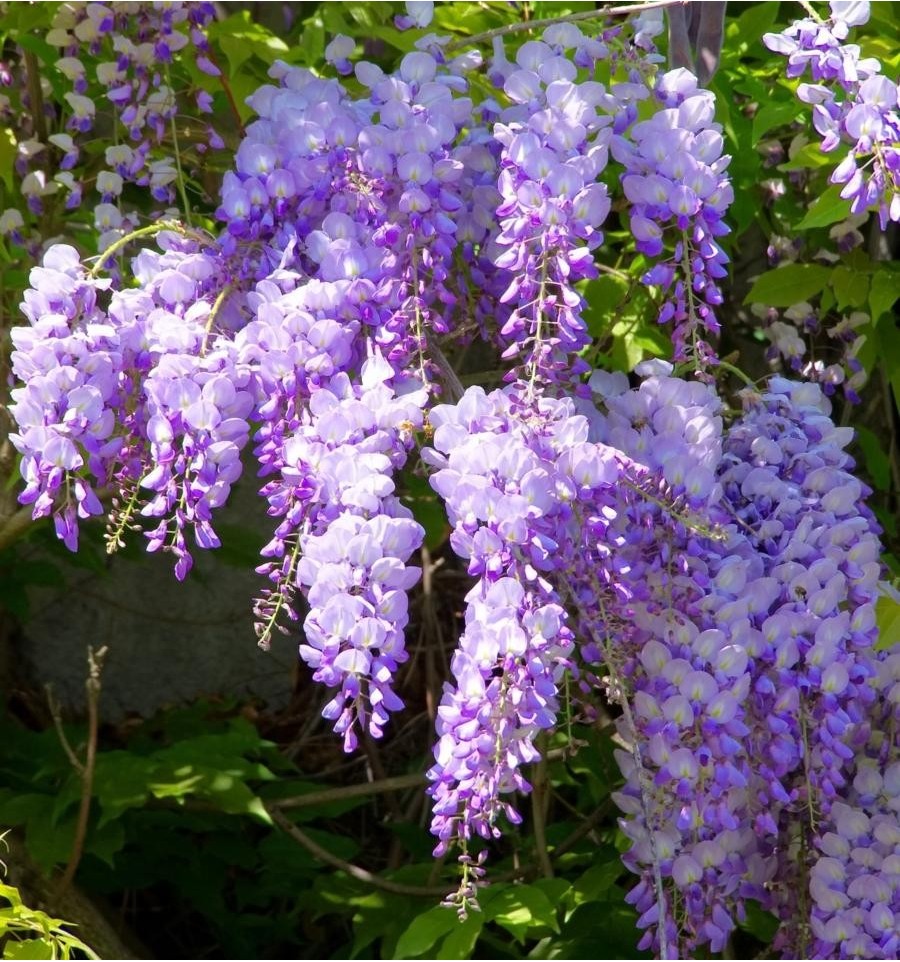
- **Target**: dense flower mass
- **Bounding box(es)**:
[5,3,898,960]
[424,386,619,903]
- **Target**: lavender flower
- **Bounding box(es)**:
[764,1,900,227]
[615,69,734,366]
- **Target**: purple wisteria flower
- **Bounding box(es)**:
[489,26,616,390]
[425,385,621,909]
[614,69,734,366]
[764,1,900,227]
[255,354,427,749]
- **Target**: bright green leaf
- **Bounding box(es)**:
[869,268,900,320]
[731,3,780,52]
[794,184,853,230]
[831,265,870,310]
[394,905,458,959]
[779,143,838,171]
[436,914,482,960]
[487,884,559,941]
[751,101,803,145]
[0,127,16,193]
[744,264,832,307]
[876,593,900,652]
[4,938,55,959]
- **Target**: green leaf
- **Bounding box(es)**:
[751,101,803,145]
[25,807,78,872]
[740,900,779,944]
[744,264,832,307]
[551,900,646,960]
[0,127,16,193]
[571,858,624,905]
[731,2,779,53]
[875,593,900,652]
[876,313,900,414]
[831,266,870,310]
[779,143,838,171]
[532,877,571,907]
[0,794,49,828]
[4,939,55,959]
[869,268,900,320]
[486,884,559,941]
[208,12,289,77]
[395,905,458,959]
[583,275,630,338]
[92,753,153,825]
[11,34,59,68]
[296,14,325,66]
[83,818,126,868]
[399,472,449,552]
[436,914,482,960]
[854,426,891,492]
[795,184,853,230]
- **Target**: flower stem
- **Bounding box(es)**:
[447,0,686,51]
[165,64,193,227]
[90,221,188,276]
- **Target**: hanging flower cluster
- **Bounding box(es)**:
[764,0,900,227]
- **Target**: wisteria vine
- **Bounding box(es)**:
[4,2,898,960]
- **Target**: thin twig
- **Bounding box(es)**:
[446,0,687,51]
[45,685,85,776]
[89,221,188,276]
[165,65,193,227]
[553,799,613,858]
[272,773,426,810]
[205,49,245,136]
[57,645,108,895]
[362,734,404,821]
[427,335,465,402]
[269,807,451,897]
[272,744,584,810]
[531,733,554,879]
[23,51,47,144]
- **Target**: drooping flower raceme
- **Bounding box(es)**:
[718,378,885,957]
[764,1,900,227]
[425,386,622,906]
[9,245,115,548]
[572,370,763,957]
[614,69,734,366]
[489,30,615,389]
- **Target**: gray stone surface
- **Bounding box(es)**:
[17,477,300,720]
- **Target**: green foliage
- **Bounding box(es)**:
[0,879,97,960]
[743,264,833,307]
[0,698,657,960]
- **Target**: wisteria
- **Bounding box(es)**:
[425,386,616,908]
[3,2,898,960]
[764,0,900,226]
[615,68,734,365]
[490,38,614,388]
